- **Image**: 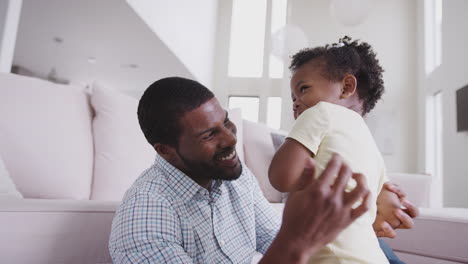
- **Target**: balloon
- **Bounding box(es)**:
[329,0,373,27]
[271,24,309,61]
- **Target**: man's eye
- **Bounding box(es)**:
[202,131,215,140]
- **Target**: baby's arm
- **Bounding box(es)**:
[373,185,402,238]
[269,138,315,192]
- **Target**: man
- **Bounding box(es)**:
[109,77,417,263]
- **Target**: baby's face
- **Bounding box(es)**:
[290,60,343,119]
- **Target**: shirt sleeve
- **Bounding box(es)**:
[250,171,281,254]
[287,102,330,155]
[109,194,194,264]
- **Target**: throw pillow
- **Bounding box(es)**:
[0,73,94,199]
[90,82,155,200]
[243,120,283,202]
[270,132,286,151]
[0,154,22,198]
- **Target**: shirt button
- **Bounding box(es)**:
[220,239,225,246]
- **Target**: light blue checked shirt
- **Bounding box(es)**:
[109,155,281,263]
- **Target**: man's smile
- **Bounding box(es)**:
[214,149,239,167]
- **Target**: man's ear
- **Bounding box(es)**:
[340,74,357,99]
[154,143,178,163]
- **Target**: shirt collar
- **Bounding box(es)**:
[210,180,223,203]
[155,154,224,202]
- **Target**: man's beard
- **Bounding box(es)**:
[176,147,242,182]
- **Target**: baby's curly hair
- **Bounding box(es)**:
[289,36,384,115]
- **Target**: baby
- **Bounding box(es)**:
[269,36,401,264]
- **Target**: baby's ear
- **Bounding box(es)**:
[340,74,357,99]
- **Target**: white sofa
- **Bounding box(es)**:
[1,73,467,264]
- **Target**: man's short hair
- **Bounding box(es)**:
[137,77,214,147]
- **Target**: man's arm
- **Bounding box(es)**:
[109,194,194,264]
[260,154,371,264]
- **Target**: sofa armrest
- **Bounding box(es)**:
[268,203,468,263]
[0,198,119,212]
[383,207,468,264]
[0,199,118,264]
[387,173,432,207]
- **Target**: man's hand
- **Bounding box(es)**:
[373,188,402,238]
[262,154,371,264]
[374,182,419,238]
[386,183,419,227]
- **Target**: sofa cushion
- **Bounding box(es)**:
[0,73,94,199]
[89,83,155,201]
[243,120,283,202]
[0,154,22,198]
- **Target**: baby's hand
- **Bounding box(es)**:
[373,188,402,238]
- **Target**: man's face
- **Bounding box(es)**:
[172,98,242,187]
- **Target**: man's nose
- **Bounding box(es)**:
[219,126,237,148]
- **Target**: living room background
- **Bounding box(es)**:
[1,0,467,207]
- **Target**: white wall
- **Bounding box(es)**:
[426,0,468,207]
[0,0,22,72]
[126,0,218,88]
[287,0,418,172]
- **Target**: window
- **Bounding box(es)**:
[269,0,288,78]
[228,96,260,122]
[266,97,282,129]
[228,0,267,77]
[424,0,442,75]
[426,91,443,207]
[228,0,288,78]
[224,0,289,127]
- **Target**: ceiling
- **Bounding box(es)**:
[13,0,193,98]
